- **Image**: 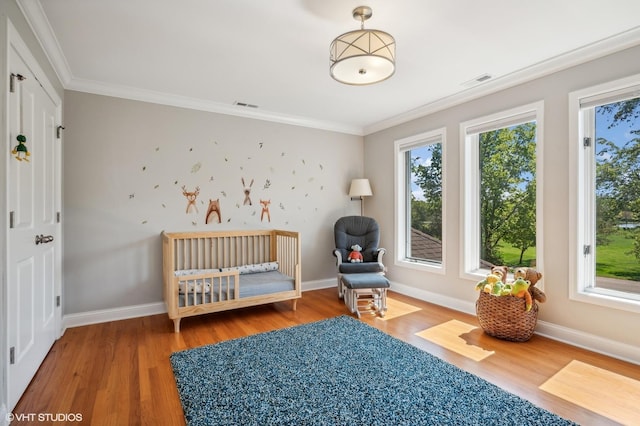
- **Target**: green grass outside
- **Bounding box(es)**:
[497,244,536,268]
[497,229,640,281]
[595,229,640,281]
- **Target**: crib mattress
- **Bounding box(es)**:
[178,270,295,307]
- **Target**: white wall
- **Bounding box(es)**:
[364,45,640,357]
[63,91,363,314]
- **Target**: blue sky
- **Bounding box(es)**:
[596,106,636,148]
[410,145,435,201]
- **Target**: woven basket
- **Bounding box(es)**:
[475,291,538,342]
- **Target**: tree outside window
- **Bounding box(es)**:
[593,97,640,293]
[409,143,442,263]
[479,122,537,267]
[395,128,445,270]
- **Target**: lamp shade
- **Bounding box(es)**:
[349,179,373,197]
[330,6,396,86]
[330,29,395,85]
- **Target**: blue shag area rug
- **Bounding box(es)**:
[170,316,576,426]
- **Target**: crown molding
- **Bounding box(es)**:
[17,0,72,86]
[18,0,640,137]
[66,77,363,135]
[364,26,640,135]
[16,0,364,136]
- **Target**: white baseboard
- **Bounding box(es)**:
[60,279,639,365]
[389,281,477,315]
[389,280,640,366]
[63,280,335,330]
[62,302,166,331]
[535,321,640,365]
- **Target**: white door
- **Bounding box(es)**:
[7,40,62,410]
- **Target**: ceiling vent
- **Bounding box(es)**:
[234,101,259,108]
[461,73,492,88]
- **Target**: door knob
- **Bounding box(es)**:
[35,234,54,245]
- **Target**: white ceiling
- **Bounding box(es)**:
[18,0,640,135]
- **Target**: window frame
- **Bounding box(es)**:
[460,101,544,281]
[394,128,446,274]
[568,74,640,313]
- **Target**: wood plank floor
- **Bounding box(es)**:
[13,288,640,425]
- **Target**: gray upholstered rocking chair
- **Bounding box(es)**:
[333,216,386,299]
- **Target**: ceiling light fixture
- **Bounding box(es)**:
[330,6,396,86]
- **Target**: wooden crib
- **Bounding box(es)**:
[162,229,301,332]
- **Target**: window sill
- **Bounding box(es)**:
[395,258,445,275]
[570,288,640,314]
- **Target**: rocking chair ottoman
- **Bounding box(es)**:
[341,273,390,318]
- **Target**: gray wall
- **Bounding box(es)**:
[364,45,640,350]
[63,91,363,314]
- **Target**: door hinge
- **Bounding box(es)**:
[9,211,15,228]
[56,125,65,139]
[9,73,26,93]
[57,211,61,223]
[583,137,592,147]
[56,295,61,307]
[583,245,591,256]
[10,347,15,365]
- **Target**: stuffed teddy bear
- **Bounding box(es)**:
[347,244,364,263]
[513,267,546,303]
[490,265,509,283]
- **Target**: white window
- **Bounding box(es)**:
[460,102,544,279]
[569,75,640,312]
[394,128,445,272]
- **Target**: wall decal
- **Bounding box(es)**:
[205,199,222,224]
[241,178,254,205]
[12,134,30,162]
[125,129,335,229]
[182,185,200,213]
[260,199,271,222]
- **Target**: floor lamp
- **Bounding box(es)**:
[349,178,373,216]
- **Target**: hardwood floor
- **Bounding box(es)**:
[13,288,640,425]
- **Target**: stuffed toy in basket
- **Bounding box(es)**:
[475,267,546,342]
